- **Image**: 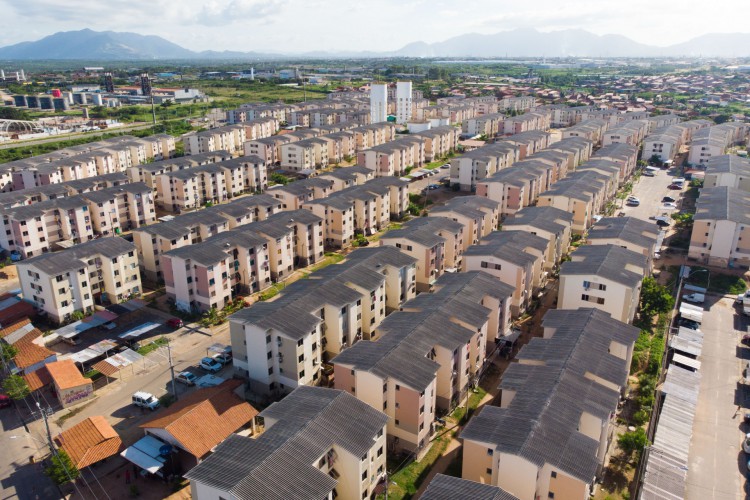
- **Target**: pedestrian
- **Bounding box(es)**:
[125,469,131,484]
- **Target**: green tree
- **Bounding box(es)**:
[618,428,648,457]
[45,450,80,485]
[671,212,694,229]
[648,154,663,166]
[2,374,30,400]
[0,107,31,120]
[270,173,290,185]
[1,342,18,363]
[639,277,675,319]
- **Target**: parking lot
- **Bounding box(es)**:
[685,296,747,499]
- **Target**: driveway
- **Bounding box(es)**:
[685,296,745,499]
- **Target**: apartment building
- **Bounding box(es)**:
[558,244,647,324]
[587,216,660,265]
[17,238,141,324]
[0,183,155,259]
[396,81,413,124]
[268,177,336,210]
[501,131,552,159]
[476,167,542,217]
[463,231,548,316]
[537,170,610,234]
[244,135,294,164]
[593,143,639,180]
[357,139,425,177]
[561,119,609,144]
[400,217,465,270]
[461,308,638,500]
[703,155,750,190]
[229,246,417,395]
[380,227,446,292]
[279,137,331,171]
[319,165,375,190]
[501,112,551,136]
[333,271,514,458]
[688,186,750,267]
[184,125,246,156]
[162,210,324,312]
[547,137,595,168]
[0,172,126,210]
[133,194,282,282]
[185,386,388,500]
[430,196,501,249]
[128,151,232,188]
[503,206,574,271]
[463,113,505,137]
[688,123,748,166]
[601,120,649,147]
[411,126,460,162]
[450,142,520,191]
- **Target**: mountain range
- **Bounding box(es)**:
[1,28,749,60]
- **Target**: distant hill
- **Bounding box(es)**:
[1,28,750,60]
[391,28,750,58]
[0,29,196,60]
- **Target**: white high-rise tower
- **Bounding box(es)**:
[370,83,388,123]
[396,81,413,124]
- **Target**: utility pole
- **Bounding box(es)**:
[167,340,177,401]
[36,402,53,452]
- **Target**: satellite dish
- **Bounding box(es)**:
[159,444,173,456]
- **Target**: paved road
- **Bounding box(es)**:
[0,123,155,150]
[0,404,60,500]
[686,297,745,500]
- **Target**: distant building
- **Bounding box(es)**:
[370,83,388,124]
[396,81,413,124]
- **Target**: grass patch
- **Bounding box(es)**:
[137,336,169,356]
[451,386,488,424]
[258,282,285,301]
[55,400,96,427]
[681,266,747,294]
[308,253,345,273]
[384,434,450,500]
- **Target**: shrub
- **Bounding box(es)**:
[618,428,648,457]
[45,450,80,485]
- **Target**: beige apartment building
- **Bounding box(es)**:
[430,196,501,249]
[537,171,609,234]
[586,216,660,265]
[688,186,750,267]
[703,155,750,190]
[558,244,648,324]
[184,125,246,156]
[461,308,638,500]
[17,238,142,324]
[185,386,388,500]
[503,206,574,271]
[228,247,417,396]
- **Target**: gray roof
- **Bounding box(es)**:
[421,474,519,500]
[504,206,573,235]
[464,230,547,266]
[185,386,387,500]
[333,271,510,391]
[382,227,445,248]
[230,247,415,341]
[560,243,647,287]
[694,186,750,225]
[19,237,135,275]
[705,154,750,175]
[461,308,637,483]
[587,216,659,251]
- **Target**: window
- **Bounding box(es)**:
[395,384,400,391]
[395,419,400,426]
[267,351,272,360]
[377,446,383,457]
[487,448,494,456]
[551,471,557,479]
[486,468,492,475]
[548,493,555,499]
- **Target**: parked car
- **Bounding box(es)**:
[745,434,750,454]
[440,163,450,169]
[678,318,700,330]
[662,202,678,210]
[741,334,750,346]
[214,352,232,365]
[175,371,197,386]
[626,200,640,207]
[668,184,682,190]
[199,357,223,373]
[627,196,639,202]
[426,184,441,190]
[0,394,11,409]
[683,293,705,304]
[662,196,676,203]
[656,219,670,227]
[166,318,184,328]
[132,391,160,411]
[643,171,655,177]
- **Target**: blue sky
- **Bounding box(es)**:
[1,0,747,53]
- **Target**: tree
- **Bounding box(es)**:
[0,342,18,363]
[2,374,30,400]
[671,212,694,229]
[639,276,675,319]
[648,154,663,167]
[45,450,80,485]
[0,107,31,121]
[618,428,648,457]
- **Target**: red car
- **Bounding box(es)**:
[668,184,682,190]
[0,394,11,408]
[166,318,184,328]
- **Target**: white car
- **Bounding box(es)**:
[627,196,639,202]
[662,202,678,209]
[199,357,223,373]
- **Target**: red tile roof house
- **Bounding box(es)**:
[139,379,258,471]
[54,416,122,470]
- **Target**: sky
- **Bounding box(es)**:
[0,0,748,53]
